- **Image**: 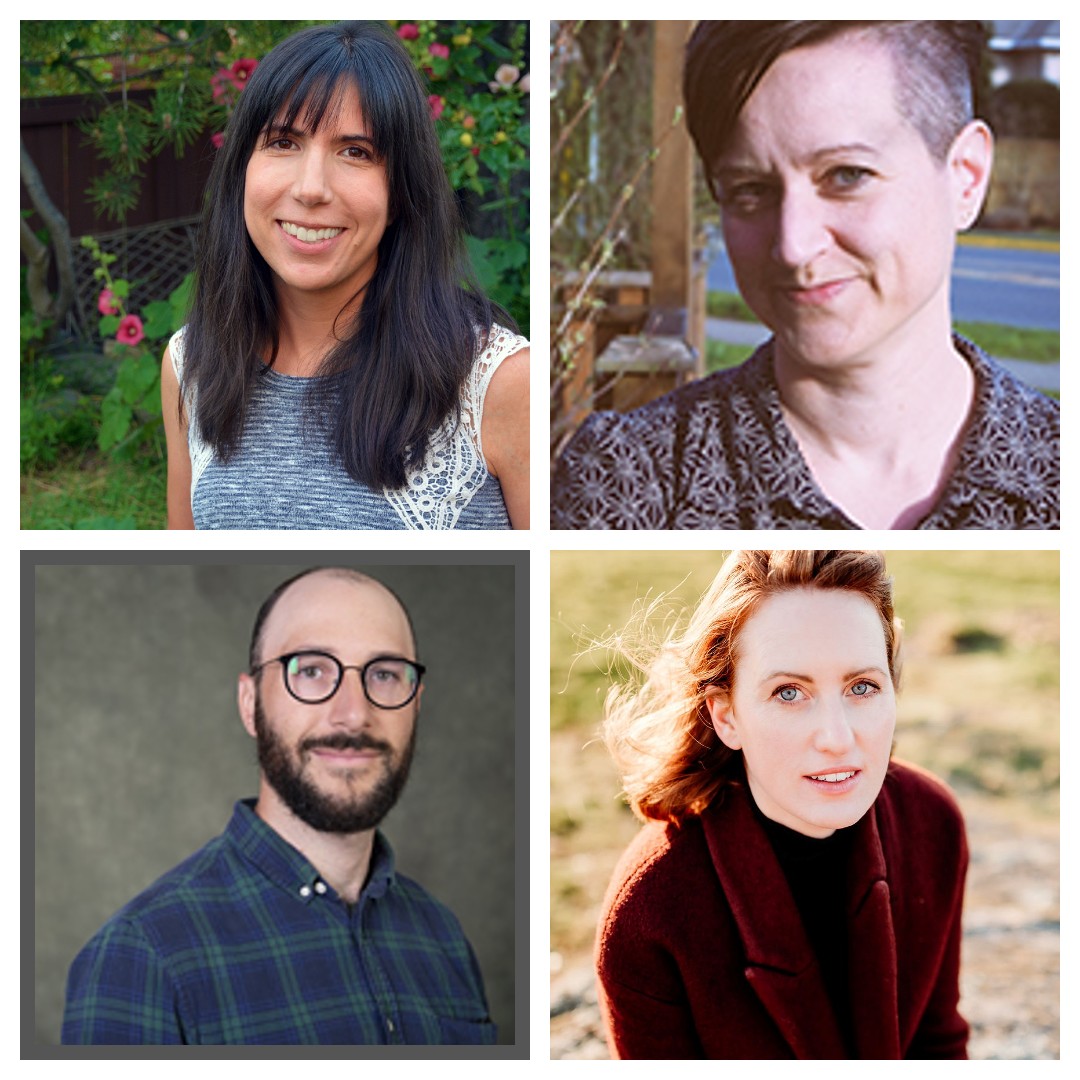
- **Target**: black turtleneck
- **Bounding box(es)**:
[750,797,857,1056]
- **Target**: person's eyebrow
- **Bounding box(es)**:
[757,665,889,685]
[262,124,375,146]
[713,142,884,178]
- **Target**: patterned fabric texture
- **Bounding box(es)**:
[62,800,495,1045]
[171,324,528,530]
[551,336,1059,530]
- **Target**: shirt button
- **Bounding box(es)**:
[314,881,328,895]
[299,885,312,898]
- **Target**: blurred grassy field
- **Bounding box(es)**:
[550,550,1059,970]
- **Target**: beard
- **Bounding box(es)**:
[253,695,416,834]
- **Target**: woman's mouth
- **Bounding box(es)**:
[279,221,343,244]
[783,278,853,306]
[803,769,861,794]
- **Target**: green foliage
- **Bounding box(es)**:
[80,235,192,456]
[21,359,99,469]
[21,452,165,529]
[21,21,325,224]
[392,20,530,333]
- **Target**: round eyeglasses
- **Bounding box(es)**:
[252,651,425,708]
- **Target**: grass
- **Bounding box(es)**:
[21,450,167,529]
[706,289,1060,362]
[705,339,750,373]
[550,550,1059,969]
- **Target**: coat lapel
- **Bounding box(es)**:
[701,783,847,1059]
[845,803,901,1058]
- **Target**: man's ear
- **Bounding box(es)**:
[949,119,994,231]
[705,690,742,750]
[238,673,257,740]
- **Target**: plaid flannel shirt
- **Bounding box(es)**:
[62,799,496,1045]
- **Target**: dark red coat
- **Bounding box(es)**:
[596,760,969,1059]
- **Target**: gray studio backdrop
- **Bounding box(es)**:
[35,560,517,1046]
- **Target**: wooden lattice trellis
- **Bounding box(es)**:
[70,215,200,343]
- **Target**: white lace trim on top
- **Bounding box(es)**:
[170,324,527,529]
[385,324,526,530]
[169,327,214,502]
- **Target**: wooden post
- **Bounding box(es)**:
[650,21,694,316]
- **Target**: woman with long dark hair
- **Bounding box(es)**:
[163,21,529,529]
[596,550,969,1058]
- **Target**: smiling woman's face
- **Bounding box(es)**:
[707,587,896,837]
[243,86,390,310]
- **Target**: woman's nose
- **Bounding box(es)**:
[812,697,857,755]
[291,151,332,205]
[770,184,831,271]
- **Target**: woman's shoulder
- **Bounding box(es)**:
[878,758,967,847]
[602,817,711,921]
[167,325,188,378]
[476,322,528,363]
[882,758,963,813]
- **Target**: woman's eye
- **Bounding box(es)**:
[825,165,872,191]
[776,686,800,703]
[851,681,877,696]
[717,180,775,213]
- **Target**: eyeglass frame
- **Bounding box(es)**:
[251,650,426,708]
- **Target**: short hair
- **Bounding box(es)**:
[249,567,417,672]
[602,550,901,823]
[182,21,509,490]
[684,20,986,174]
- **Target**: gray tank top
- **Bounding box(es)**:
[171,325,527,530]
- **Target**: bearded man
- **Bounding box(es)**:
[62,567,495,1045]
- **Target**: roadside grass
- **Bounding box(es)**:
[705,340,750,373]
[550,550,1059,968]
[706,289,1059,362]
[21,451,167,529]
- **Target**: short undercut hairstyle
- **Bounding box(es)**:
[684,20,986,175]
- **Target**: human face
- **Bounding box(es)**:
[707,588,896,837]
[243,87,390,309]
[713,34,984,370]
[239,572,420,835]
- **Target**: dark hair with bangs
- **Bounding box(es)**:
[684,21,985,181]
[181,21,512,490]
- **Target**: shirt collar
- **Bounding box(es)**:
[749,333,1039,526]
[225,798,397,904]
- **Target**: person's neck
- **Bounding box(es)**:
[774,318,974,528]
[269,285,365,377]
[255,783,375,904]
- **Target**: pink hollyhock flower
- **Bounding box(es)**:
[230,58,257,89]
[428,94,445,121]
[116,314,144,347]
[428,42,450,60]
[97,289,119,316]
[210,68,233,102]
[397,24,419,40]
[518,73,530,93]
[211,132,224,149]
[490,63,520,91]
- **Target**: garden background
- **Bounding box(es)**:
[21,19,529,529]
